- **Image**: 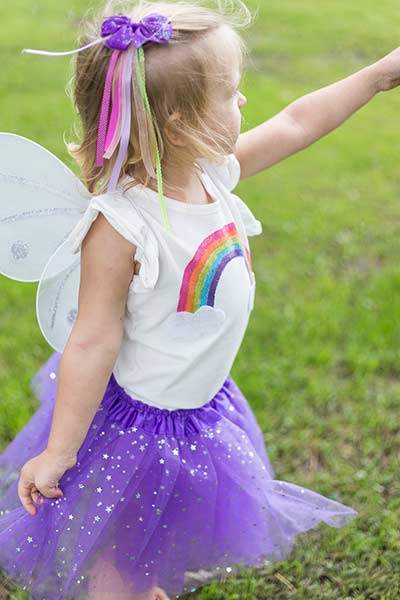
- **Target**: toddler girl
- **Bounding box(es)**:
[1,0,399,598]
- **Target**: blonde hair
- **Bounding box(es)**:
[66,0,256,196]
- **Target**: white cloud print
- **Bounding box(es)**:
[164,305,226,341]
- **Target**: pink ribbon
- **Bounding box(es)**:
[107,45,134,192]
[95,49,121,167]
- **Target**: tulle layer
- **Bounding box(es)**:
[0,352,358,599]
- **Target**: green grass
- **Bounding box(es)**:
[1,0,400,598]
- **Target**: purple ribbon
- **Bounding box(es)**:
[101,13,173,50]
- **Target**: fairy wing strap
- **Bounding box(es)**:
[0,132,90,352]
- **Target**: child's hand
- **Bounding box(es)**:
[372,47,400,92]
[18,449,77,516]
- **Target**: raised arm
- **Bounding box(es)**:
[235,47,400,179]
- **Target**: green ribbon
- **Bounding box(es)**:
[136,46,172,237]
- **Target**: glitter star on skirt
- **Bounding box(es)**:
[0,351,358,599]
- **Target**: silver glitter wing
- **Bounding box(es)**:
[35,238,83,353]
[0,132,91,352]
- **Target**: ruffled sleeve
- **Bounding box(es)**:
[230,194,263,236]
[67,192,159,289]
[198,153,262,237]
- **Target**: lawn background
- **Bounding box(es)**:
[0,0,400,598]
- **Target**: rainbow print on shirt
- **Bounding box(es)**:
[177,222,252,313]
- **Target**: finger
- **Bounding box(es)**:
[38,484,63,499]
[31,486,42,505]
[18,478,37,516]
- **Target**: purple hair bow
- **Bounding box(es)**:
[101,14,173,50]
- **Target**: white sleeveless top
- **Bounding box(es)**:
[67,154,262,409]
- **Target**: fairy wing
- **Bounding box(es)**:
[0,132,90,282]
[0,132,92,352]
[35,238,82,353]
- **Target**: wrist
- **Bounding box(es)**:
[46,446,78,469]
[366,60,391,94]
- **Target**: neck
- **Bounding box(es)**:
[137,163,211,205]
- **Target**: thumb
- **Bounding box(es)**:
[51,484,63,497]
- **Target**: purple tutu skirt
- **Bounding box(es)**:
[0,351,358,599]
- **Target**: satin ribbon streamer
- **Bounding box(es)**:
[22,13,174,236]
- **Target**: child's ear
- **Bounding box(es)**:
[164,111,185,146]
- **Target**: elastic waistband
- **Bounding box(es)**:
[99,373,235,437]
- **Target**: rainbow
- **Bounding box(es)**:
[177,222,252,312]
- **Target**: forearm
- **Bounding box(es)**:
[284,64,380,145]
[46,334,121,462]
